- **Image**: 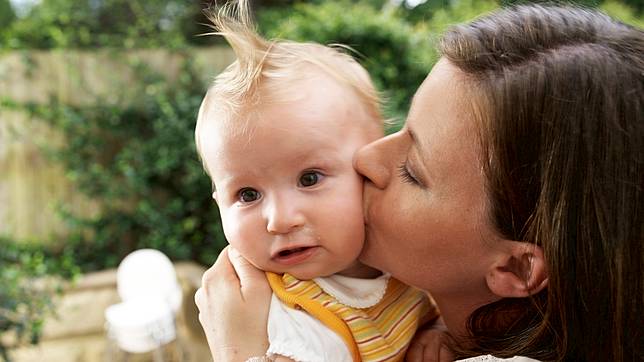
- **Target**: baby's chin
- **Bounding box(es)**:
[281,269,333,281]
[282,262,364,280]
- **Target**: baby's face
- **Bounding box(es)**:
[202,77,382,280]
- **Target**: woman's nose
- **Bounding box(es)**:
[265,196,305,235]
[353,134,398,189]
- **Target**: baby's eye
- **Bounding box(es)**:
[299,171,323,187]
[238,188,261,203]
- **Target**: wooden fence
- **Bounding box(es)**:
[0,47,234,242]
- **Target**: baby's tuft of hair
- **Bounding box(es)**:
[195,0,382,179]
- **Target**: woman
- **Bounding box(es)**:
[195,4,643,361]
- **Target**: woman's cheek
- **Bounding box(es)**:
[373,188,417,258]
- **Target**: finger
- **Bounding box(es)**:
[201,247,241,292]
[194,287,204,309]
[227,247,269,295]
[213,246,232,272]
[438,344,454,362]
[193,288,208,326]
[405,341,425,362]
[422,335,443,362]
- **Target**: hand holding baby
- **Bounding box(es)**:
[195,247,272,362]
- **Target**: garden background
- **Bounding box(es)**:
[0,0,642,360]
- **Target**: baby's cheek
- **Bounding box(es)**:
[327,193,364,239]
[221,212,267,263]
[221,212,246,247]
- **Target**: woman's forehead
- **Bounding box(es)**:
[407,61,474,135]
[405,60,482,179]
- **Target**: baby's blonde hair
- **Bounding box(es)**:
[195,0,382,176]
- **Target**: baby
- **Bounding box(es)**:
[195,1,438,361]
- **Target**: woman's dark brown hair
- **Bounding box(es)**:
[440,5,643,361]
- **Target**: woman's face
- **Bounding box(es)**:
[354,59,503,298]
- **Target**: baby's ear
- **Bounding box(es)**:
[212,191,219,204]
[486,241,548,298]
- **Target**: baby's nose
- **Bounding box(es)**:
[265,198,305,235]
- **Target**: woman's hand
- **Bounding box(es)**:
[194,246,272,361]
[406,318,455,362]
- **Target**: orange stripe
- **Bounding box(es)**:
[370,288,406,320]
[383,299,424,338]
[360,298,416,336]
[353,295,422,342]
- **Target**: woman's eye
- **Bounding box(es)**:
[397,162,420,186]
[299,171,322,187]
[238,188,261,203]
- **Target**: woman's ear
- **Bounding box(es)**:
[486,241,548,298]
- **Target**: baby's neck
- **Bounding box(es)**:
[336,261,382,279]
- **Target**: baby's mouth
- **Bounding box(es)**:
[278,247,311,257]
[272,245,319,265]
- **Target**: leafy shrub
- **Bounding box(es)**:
[600,0,644,27]
[0,0,15,30]
[0,238,79,361]
[0,0,209,49]
[6,60,225,272]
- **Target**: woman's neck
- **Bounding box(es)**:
[431,292,500,342]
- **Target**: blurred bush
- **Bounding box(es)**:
[0,0,210,49]
[0,238,79,361]
[600,0,644,27]
[0,0,15,30]
[8,61,226,272]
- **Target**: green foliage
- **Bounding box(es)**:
[0,0,208,49]
[601,0,644,26]
[395,0,452,24]
[0,238,79,362]
[415,0,499,34]
[8,59,226,272]
[622,0,643,13]
[0,0,15,30]
[258,1,436,125]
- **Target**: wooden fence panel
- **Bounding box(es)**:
[0,47,234,242]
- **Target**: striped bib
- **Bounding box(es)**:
[267,272,439,362]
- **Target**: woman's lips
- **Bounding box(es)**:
[272,246,319,266]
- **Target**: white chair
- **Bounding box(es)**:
[116,249,182,313]
[105,249,183,361]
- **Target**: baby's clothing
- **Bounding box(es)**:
[266,272,439,362]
